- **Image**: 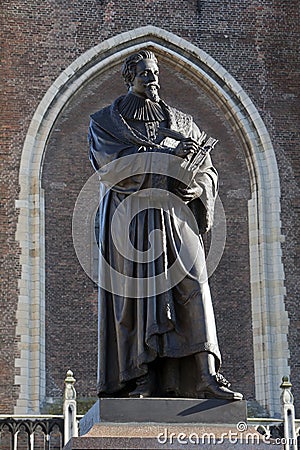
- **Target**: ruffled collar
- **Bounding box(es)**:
[119,92,166,122]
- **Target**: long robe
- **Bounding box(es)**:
[88,96,221,397]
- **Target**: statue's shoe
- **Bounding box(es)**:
[128,373,154,398]
[197,375,243,401]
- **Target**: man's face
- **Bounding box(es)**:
[130,59,160,101]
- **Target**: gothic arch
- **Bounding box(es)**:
[15,26,288,415]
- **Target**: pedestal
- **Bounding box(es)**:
[63,398,281,449]
[79,398,247,435]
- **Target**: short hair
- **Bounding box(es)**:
[121,50,158,88]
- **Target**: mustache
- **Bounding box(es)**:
[144,82,160,90]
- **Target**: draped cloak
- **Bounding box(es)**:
[88,95,221,397]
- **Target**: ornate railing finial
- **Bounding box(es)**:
[64,370,77,400]
[280,376,297,450]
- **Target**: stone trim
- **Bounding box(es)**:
[15,26,288,415]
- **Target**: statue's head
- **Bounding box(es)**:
[121,50,160,102]
[121,50,158,87]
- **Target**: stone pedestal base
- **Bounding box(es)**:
[79,398,247,435]
[63,398,281,449]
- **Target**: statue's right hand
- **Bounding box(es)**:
[174,138,199,158]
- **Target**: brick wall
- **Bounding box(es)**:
[1,0,299,414]
[195,0,300,413]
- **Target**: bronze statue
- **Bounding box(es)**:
[88,50,243,400]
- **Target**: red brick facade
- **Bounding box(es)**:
[1,0,299,415]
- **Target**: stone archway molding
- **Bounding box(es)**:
[15,26,289,415]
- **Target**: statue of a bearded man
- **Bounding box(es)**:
[88,50,243,401]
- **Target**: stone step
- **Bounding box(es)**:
[64,422,282,449]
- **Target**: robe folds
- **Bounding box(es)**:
[89,96,221,397]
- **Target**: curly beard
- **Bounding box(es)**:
[145,83,160,103]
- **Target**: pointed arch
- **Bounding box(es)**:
[15,26,288,415]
